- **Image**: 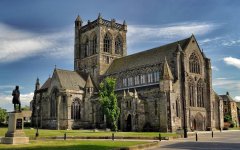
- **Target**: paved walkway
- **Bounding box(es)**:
[147,130,240,150]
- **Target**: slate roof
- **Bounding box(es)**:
[106,36,191,74]
[219,95,235,102]
[39,77,51,91]
[55,69,86,90]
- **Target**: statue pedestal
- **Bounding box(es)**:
[1,112,29,144]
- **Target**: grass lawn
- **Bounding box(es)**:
[0,140,148,150]
[229,127,240,130]
[0,128,178,139]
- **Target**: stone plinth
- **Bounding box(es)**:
[1,112,29,144]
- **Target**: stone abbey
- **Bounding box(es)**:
[31,14,229,132]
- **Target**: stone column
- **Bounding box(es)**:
[92,102,96,128]
[66,94,72,129]
[56,94,61,130]
[159,92,168,132]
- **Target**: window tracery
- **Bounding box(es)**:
[50,89,57,118]
[104,34,111,53]
[84,38,89,57]
[115,36,122,54]
[188,78,195,107]
[92,35,97,54]
[189,53,200,74]
[197,79,204,107]
[71,99,81,120]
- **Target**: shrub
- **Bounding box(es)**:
[223,122,230,130]
[224,114,232,122]
[24,122,32,128]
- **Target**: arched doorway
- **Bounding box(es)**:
[193,119,197,130]
[126,114,132,131]
[195,113,204,131]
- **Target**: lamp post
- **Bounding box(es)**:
[36,106,39,137]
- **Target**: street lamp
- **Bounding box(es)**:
[36,106,39,137]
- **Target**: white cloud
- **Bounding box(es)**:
[222,39,240,46]
[234,96,240,102]
[211,66,219,71]
[127,22,219,45]
[215,77,227,80]
[0,23,73,63]
[223,57,240,69]
[0,21,220,63]
[0,85,15,90]
[213,78,240,93]
[0,92,33,111]
[213,78,240,101]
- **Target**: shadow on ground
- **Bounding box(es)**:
[161,142,240,150]
[0,144,117,150]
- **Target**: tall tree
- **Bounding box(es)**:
[99,77,120,131]
[0,107,7,123]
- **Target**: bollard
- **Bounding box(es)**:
[112,133,114,141]
[159,133,161,141]
[212,131,213,138]
[196,132,198,141]
[64,132,66,140]
[220,128,222,132]
[35,132,39,138]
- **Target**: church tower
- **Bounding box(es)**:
[74,14,127,84]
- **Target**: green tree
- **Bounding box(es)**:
[21,105,30,110]
[99,77,120,131]
[224,114,232,122]
[0,107,7,123]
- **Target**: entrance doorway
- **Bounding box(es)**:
[193,119,197,130]
[126,114,132,131]
[192,113,204,131]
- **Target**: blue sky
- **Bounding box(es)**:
[1,0,240,111]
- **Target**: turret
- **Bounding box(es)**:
[74,15,82,70]
[75,15,82,28]
[35,78,40,91]
[133,88,138,98]
[85,74,94,95]
[226,91,229,96]
[160,58,174,92]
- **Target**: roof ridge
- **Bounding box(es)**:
[114,36,191,61]
[55,68,75,72]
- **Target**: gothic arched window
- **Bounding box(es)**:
[84,38,89,57]
[71,99,81,120]
[188,78,195,107]
[189,53,200,74]
[197,79,204,107]
[115,36,122,54]
[92,35,97,54]
[50,89,57,118]
[103,34,111,53]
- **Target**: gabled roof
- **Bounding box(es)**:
[55,69,86,90]
[219,94,235,102]
[39,77,51,91]
[106,36,191,74]
[236,102,240,109]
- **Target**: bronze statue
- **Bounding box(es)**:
[12,86,21,112]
